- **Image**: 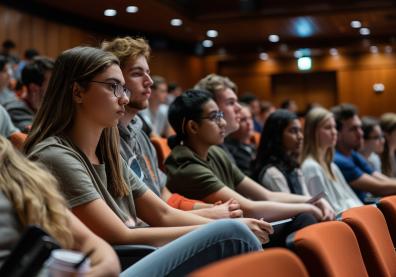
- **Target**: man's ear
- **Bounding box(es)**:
[72,82,84,103]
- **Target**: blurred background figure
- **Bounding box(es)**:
[280,99,298,114]
[380,113,396,177]
[359,116,384,173]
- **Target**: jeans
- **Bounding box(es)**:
[120,219,262,277]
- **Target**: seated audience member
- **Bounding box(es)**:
[0,55,17,105]
[103,36,242,219]
[139,75,173,137]
[3,57,54,132]
[332,104,396,200]
[239,94,262,132]
[23,46,266,276]
[359,116,384,172]
[0,104,19,139]
[0,135,120,276]
[166,82,182,105]
[380,113,396,177]
[280,99,298,113]
[252,110,308,195]
[257,101,275,128]
[165,90,335,247]
[301,108,362,213]
[224,104,257,177]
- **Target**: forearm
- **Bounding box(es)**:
[265,190,310,203]
[124,225,198,247]
[245,200,313,221]
[158,206,212,226]
[192,202,214,209]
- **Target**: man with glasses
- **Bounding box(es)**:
[102,36,243,219]
[332,104,396,200]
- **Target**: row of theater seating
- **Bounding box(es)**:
[191,195,396,277]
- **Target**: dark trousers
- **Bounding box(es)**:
[264,212,317,248]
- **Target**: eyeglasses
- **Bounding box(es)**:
[200,111,224,124]
[89,80,131,99]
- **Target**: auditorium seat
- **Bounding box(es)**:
[377,196,396,247]
[287,221,368,277]
[341,205,396,277]
[190,248,309,277]
[150,135,171,171]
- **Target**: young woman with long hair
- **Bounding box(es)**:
[252,110,308,195]
[380,113,396,177]
[359,116,384,172]
[0,135,120,276]
[301,107,362,213]
[23,46,264,276]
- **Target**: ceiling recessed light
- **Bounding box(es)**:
[126,6,138,13]
[104,9,117,17]
[360,28,370,36]
[202,40,213,48]
[350,20,362,29]
[259,52,268,60]
[370,46,378,53]
[268,34,280,43]
[329,48,338,56]
[207,30,218,38]
[170,18,183,26]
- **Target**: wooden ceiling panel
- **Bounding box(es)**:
[5,0,396,55]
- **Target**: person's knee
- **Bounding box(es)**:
[294,212,318,229]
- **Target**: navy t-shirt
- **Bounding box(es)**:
[334,150,374,201]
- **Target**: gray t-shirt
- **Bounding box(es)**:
[0,104,19,138]
[28,136,147,228]
[301,157,363,213]
[119,118,167,197]
[0,192,22,267]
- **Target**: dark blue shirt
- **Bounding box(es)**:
[334,150,374,201]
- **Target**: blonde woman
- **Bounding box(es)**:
[0,135,120,276]
[380,113,396,177]
[301,108,362,213]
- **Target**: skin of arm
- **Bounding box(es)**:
[72,197,199,247]
[202,186,323,222]
[67,210,120,277]
[237,177,334,220]
[351,172,396,196]
[161,186,243,219]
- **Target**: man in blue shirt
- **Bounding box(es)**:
[332,104,396,198]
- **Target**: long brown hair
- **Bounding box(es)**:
[0,136,73,248]
[24,46,129,197]
[302,107,336,180]
[380,113,396,177]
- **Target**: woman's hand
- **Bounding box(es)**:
[238,218,273,244]
[313,199,335,221]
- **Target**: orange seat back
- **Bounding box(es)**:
[250,131,261,148]
[289,221,368,277]
[378,196,396,247]
[341,205,396,277]
[190,248,309,277]
[150,136,171,171]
